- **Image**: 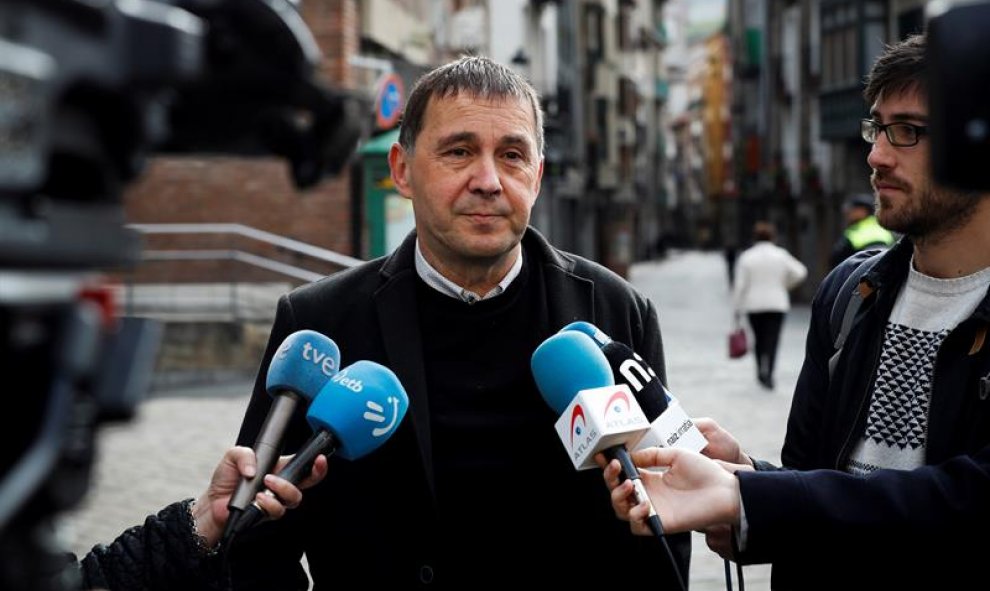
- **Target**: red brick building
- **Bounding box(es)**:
[124,0,362,285]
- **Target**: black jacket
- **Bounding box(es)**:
[229,228,690,589]
[739,240,990,589]
[78,499,226,591]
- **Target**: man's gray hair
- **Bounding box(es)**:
[397,55,544,156]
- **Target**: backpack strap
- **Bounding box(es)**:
[827,252,882,379]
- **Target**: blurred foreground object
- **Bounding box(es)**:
[928,0,990,191]
[0,1,366,589]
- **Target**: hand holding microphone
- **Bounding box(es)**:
[530,331,662,536]
[226,330,341,533]
[600,446,744,537]
[194,446,330,550]
[223,359,410,542]
[532,328,687,591]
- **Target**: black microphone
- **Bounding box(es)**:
[561,322,667,413]
[561,322,707,452]
[606,343,669,418]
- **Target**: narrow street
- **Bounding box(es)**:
[631,250,811,590]
[62,249,812,590]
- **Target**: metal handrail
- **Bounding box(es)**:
[127,223,364,269]
[141,250,325,282]
[123,223,363,320]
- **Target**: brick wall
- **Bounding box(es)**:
[149,320,274,389]
[305,0,360,89]
[123,1,363,285]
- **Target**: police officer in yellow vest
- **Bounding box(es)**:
[830,192,895,268]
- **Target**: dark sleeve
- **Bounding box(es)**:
[746,254,865,471]
[78,500,227,591]
[829,237,854,270]
[228,294,310,590]
[736,446,990,564]
[637,296,666,386]
[779,259,858,471]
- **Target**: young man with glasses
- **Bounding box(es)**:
[601,32,990,589]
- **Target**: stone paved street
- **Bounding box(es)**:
[632,250,810,590]
[61,250,812,590]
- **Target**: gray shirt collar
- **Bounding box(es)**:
[414,239,523,304]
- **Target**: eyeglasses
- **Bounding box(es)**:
[861,119,928,147]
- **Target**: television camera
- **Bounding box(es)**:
[928,0,990,192]
[0,1,365,589]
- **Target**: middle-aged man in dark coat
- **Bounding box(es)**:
[229,55,689,589]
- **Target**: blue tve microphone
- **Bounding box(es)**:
[226,330,340,530]
[228,360,410,537]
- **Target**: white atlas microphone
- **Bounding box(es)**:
[560,321,707,453]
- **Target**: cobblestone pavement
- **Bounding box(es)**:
[632,250,810,591]
[60,249,812,590]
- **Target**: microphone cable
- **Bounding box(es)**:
[644,509,687,591]
[607,448,687,591]
[728,524,746,591]
[724,558,745,591]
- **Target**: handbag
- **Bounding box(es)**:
[728,325,748,359]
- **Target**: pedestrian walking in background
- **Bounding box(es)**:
[829,192,895,268]
[723,242,738,288]
[603,33,990,589]
[732,221,807,389]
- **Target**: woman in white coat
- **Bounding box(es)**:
[733,221,807,389]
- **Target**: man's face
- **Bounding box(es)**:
[868,88,978,241]
[388,93,543,271]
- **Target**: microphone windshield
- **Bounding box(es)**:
[561,322,670,420]
[265,330,341,401]
[601,340,669,420]
[531,331,614,414]
[560,321,613,347]
[306,360,409,460]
